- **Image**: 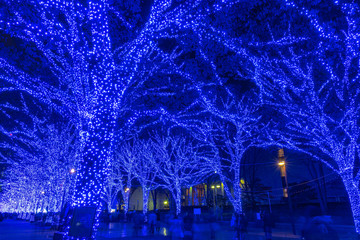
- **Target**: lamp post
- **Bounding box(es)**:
[124,187,130,221]
[125,187,130,208]
[60,168,76,211]
[211,185,216,208]
[277,149,288,198]
[59,168,76,230]
[277,149,296,235]
[216,184,220,207]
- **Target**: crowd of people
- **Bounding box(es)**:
[128,208,274,240]
[0,206,341,240]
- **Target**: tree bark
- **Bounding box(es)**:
[142,187,149,215]
[172,187,182,216]
[150,189,157,211]
[221,176,243,214]
[341,170,360,234]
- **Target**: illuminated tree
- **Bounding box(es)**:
[2,0,344,237]
[0,120,78,213]
[133,139,161,216]
[104,137,160,216]
[0,93,41,165]
[250,0,360,233]
[112,138,139,216]
[101,163,122,214]
[152,133,210,216]
[1,2,254,235]
[195,96,269,215]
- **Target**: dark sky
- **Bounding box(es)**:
[242,147,346,201]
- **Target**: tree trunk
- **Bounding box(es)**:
[68,99,116,238]
[221,176,243,214]
[142,187,149,215]
[172,187,182,216]
[206,179,213,207]
[150,189,157,211]
[124,190,130,215]
[341,170,360,234]
[107,196,112,214]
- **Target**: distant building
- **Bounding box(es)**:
[124,182,227,211]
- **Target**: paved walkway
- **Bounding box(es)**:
[95,222,302,240]
[0,219,358,240]
[0,219,55,240]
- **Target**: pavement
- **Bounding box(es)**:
[0,219,55,240]
[95,221,302,240]
[0,219,359,240]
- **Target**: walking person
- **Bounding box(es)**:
[209,214,217,240]
[261,210,273,240]
[183,212,194,240]
[148,211,157,234]
[240,213,248,240]
[236,213,248,240]
[303,215,339,240]
[169,215,184,240]
[155,210,161,233]
[231,212,248,240]
[133,212,143,236]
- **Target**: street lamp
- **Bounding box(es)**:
[60,168,76,222]
[210,185,216,208]
[210,185,221,208]
[164,200,169,209]
[62,168,76,204]
[215,185,221,208]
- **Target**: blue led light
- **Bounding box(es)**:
[252,0,360,233]
[0,0,359,237]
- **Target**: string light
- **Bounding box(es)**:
[1,1,249,235]
[253,1,360,233]
[152,134,211,216]
[1,0,359,237]
[0,120,78,215]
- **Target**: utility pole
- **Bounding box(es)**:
[267,191,272,213]
[278,149,296,235]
